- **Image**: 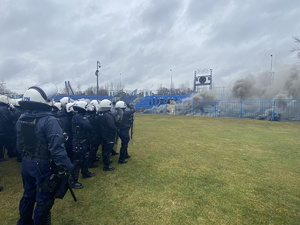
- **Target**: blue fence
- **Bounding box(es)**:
[177,99,300,121]
[135,95,190,109]
[54,95,112,102]
[143,99,300,122]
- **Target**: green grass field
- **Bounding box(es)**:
[1,114,300,225]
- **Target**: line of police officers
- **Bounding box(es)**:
[0,83,135,225]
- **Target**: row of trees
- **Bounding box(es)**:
[58,82,194,97]
[0,82,11,95]
[156,83,194,95]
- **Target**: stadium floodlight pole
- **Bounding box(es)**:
[270,54,273,74]
[95,61,101,100]
[170,69,173,95]
[270,54,274,84]
[120,73,122,91]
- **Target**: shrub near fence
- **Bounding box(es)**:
[173,99,300,121]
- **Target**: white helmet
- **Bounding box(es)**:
[87,103,96,112]
[90,99,100,111]
[65,102,74,113]
[90,99,100,105]
[53,102,62,111]
[60,97,74,107]
[99,99,112,111]
[115,101,127,109]
[0,95,10,104]
[19,82,58,110]
[13,98,22,107]
[78,98,90,104]
[73,100,88,112]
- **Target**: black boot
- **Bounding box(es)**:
[118,147,127,164]
[69,175,83,189]
[125,147,131,159]
[111,150,119,156]
[118,159,128,164]
[82,171,96,178]
[103,165,115,171]
[70,181,83,189]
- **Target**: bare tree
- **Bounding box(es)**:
[85,86,96,95]
[0,81,6,95]
[0,81,11,95]
[98,86,109,95]
[59,87,68,95]
[291,36,300,59]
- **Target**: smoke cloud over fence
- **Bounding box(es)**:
[143,66,300,121]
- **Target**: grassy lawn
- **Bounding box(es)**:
[1,114,300,225]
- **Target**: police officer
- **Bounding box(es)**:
[110,100,123,156]
[86,101,101,168]
[16,83,74,225]
[57,101,75,160]
[11,98,25,162]
[71,100,95,186]
[51,102,62,118]
[115,101,135,164]
[0,95,14,161]
[97,99,118,171]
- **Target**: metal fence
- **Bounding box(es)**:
[149,99,300,121]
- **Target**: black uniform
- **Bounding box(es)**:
[72,110,94,181]
[16,110,73,225]
[118,105,135,163]
[87,109,102,168]
[0,102,14,161]
[12,105,25,161]
[97,109,118,171]
[111,106,123,155]
[57,108,74,159]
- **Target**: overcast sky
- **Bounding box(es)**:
[1,0,300,94]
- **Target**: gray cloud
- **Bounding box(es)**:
[0,0,299,95]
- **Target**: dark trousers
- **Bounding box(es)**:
[89,134,101,165]
[72,139,89,181]
[118,128,130,161]
[0,134,14,160]
[102,139,114,167]
[17,157,54,225]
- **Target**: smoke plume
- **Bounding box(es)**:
[231,66,300,100]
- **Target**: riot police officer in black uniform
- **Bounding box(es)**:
[16,83,74,225]
[110,101,121,156]
[86,101,101,168]
[115,101,135,164]
[11,99,25,162]
[0,95,14,161]
[97,99,118,171]
[57,101,75,160]
[71,100,95,187]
